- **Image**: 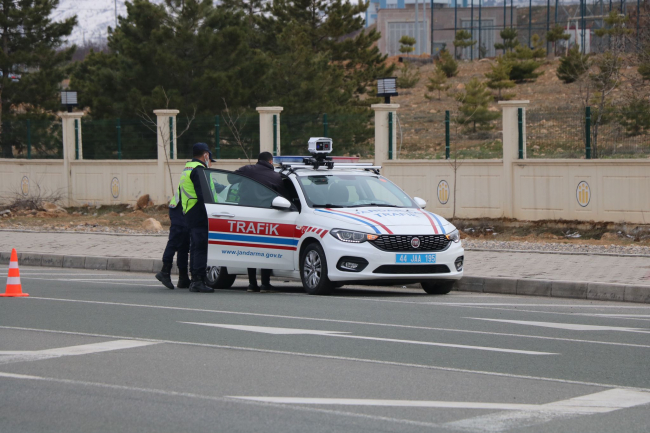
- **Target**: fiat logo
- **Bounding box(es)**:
[411,237,421,248]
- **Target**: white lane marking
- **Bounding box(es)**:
[0,340,157,364]
[593,314,650,318]
[0,372,440,429]
[444,388,650,432]
[19,298,650,350]
[20,278,161,287]
[230,397,538,410]
[181,322,557,355]
[428,303,650,309]
[468,318,650,333]
[231,389,650,415]
[3,325,650,393]
[180,323,349,336]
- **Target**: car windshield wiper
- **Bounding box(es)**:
[312,204,347,208]
[356,203,400,208]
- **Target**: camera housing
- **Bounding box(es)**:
[308,137,333,155]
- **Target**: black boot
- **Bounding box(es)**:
[177,269,191,289]
[189,272,214,293]
[155,263,174,290]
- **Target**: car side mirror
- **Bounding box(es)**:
[272,196,292,210]
[414,197,427,209]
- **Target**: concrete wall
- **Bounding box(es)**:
[1,105,649,224]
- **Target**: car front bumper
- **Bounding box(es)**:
[321,235,464,283]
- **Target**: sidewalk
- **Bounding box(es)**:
[1,230,648,302]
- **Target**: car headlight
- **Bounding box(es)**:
[330,229,378,243]
[446,229,460,243]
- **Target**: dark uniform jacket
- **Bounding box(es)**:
[234,160,286,195]
[233,160,287,208]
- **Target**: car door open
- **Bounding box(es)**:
[201,169,299,271]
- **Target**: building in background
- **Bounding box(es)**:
[375,3,517,58]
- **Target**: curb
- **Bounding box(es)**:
[1,251,648,304]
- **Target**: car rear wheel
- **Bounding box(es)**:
[300,243,333,295]
[206,266,237,289]
[421,280,455,295]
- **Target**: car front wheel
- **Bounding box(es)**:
[206,266,237,289]
[421,280,455,295]
[300,243,333,295]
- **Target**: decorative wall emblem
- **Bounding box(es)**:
[21,176,29,196]
[111,177,120,199]
[576,181,590,207]
[411,237,421,248]
[437,180,450,205]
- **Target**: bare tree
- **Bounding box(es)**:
[138,89,196,193]
[221,98,252,164]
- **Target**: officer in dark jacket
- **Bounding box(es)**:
[181,143,217,293]
[234,152,287,293]
[155,183,191,290]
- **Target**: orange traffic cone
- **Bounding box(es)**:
[1,249,28,297]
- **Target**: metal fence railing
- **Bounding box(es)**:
[397,111,502,159]
[527,108,650,159]
[0,119,63,159]
[82,118,157,159]
[177,114,260,161]
[281,113,375,157]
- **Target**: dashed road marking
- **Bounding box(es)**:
[468,318,650,333]
[0,340,158,365]
[181,322,557,355]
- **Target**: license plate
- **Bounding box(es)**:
[395,254,436,264]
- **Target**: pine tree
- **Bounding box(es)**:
[437,49,458,77]
[504,45,543,82]
[424,69,449,100]
[531,34,546,59]
[546,24,570,57]
[618,97,650,137]
[399,35,416,57]
[455,78,500,132]
[0,0,76,157]
[454,30,476,60]
[556,45,590,83]
[494,28,519,53]
[397,61,420,88]
[484,59,516,100]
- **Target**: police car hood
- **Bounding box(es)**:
[313,207,455,235]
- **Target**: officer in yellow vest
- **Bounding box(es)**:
[181,142,219,293]
[155,182,191,290]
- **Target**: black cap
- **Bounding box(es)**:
[193,142,216,162]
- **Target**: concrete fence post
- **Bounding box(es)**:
[371,103,399,165]
[498,100,529,218]
[154,109,179,205]
[257,107,283,156]
[60,112,84,206]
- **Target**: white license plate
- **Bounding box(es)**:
[395,254,436,264]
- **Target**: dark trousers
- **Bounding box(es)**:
[189,225,209,278]
[162,207,190,272]
[248,268,271,286]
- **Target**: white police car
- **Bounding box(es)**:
[201,138,464,295]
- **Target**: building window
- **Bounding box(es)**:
[387,21,428,56]
[460,19,495,59]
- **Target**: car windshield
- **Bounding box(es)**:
[297,174,416,208]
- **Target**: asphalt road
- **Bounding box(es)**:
[1,267,649,433]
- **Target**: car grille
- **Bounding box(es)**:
[373,265,450,274]
[369,235,451,252]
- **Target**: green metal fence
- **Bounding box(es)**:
[397,111,502,159]
[0,119,63,159]
[81,118,157,159]
[281,113,374,157]
[177,115,259,161]
[527,108,650,159]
